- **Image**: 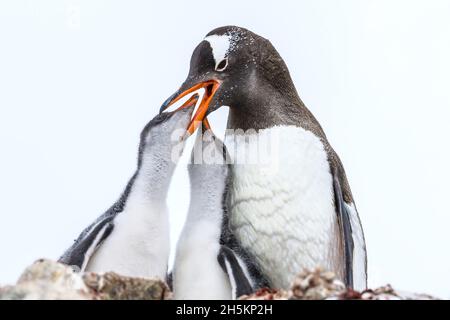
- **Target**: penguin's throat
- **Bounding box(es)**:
[133,156,176,202]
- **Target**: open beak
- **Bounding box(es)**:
[160,80,220,135]
[202,117,211,132]
[176,93,199,111]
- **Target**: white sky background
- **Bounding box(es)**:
[0,0,449,297]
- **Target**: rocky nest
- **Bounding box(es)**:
[0,259,438,300]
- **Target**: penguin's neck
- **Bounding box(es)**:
[185,166,228,226]
[227,71,302,130]
[129,149,177,204]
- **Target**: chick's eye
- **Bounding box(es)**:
[216,58,228,72]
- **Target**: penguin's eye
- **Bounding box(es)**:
[215,58,228,72]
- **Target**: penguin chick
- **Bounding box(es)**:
[59,103,195,280]
[173,128,253,299]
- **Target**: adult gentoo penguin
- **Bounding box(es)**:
[59,97,197,279]
[173,127,258,300]
[161,26,367,290]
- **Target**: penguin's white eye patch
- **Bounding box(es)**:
[215,58,228,72]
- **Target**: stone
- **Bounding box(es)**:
[0,259,170,300]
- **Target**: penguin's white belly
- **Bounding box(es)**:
[86,199,169,280]
[174,221,231,300]
[227,126,338,289]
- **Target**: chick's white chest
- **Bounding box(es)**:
[226,126,338,289]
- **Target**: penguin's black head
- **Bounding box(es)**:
[138,96,197,166]
[160,26,298,133]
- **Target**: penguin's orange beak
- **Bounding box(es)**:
[176,94,200,112]
[160,80,220,135]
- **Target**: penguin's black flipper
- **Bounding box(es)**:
[217,246,254,299]
[166,272,173,291]
[58,216,115,271]
[332,168,355,289]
